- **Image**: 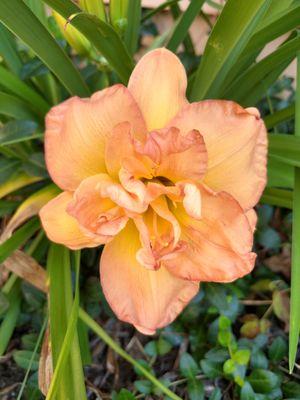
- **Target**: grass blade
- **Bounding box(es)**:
[224,35,300,105]
[47,245,86,399]
[46,250,86,399]
[124,0,141,55]
[190,0,271,100]
[79,308,182,400]
[0,92,36,120]
[43,0,134,84]
[166,0,205,53]
[261,187,293,209]
[0,65,50,116]
[264,104,295,130]
[0,218,40,263]
[289,52,300,372]
[0,22,22,75]
[0,0,90,97]
[0,279,21,356]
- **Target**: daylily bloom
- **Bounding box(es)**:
[40,48,267,334]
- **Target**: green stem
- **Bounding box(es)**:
[78,308,182,400]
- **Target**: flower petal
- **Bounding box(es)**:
[169,100,267,210]
[39,191,107,249]
[45,85,146,191]
[128,48,187,131]
[67,174,128,237]
[164,185,256,282]
[100,221,199,334]
[136,127,207,182]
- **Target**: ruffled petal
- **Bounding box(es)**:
[45,85,146,191]
[39,191,107,249]
[128,48,187,131]
[135,127,207,183]
[67,174,128,237]
[169,100,267,210]
[133,197,182,270]
[164,184,256,282]
[100,222,199,334]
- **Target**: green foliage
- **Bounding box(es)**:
[0,0,299,398]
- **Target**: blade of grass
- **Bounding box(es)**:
[0,92,36,120]
[43,0,134,84]
[166,0,205,53]
[0,66,50,116]
[264,104,295,130]
[170,3,194,54]
[79,308,182,400]
[0,218,40,263]
[269,134,300,167]
[0,172,42,199]
[46,250,86,400]
[141,0,179,23]
[0,0,90,97]
[261,187,293,209]
[268,158,294,189]
[0,22,22,75]
[47,245,86,399]
[16,317,48,400]
[224,35,300,104]
[0,279,21,356]
[289,51,300,372]
[124,0,141,55]
[190,0,271,100]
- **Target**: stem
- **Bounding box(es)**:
[78,308,183,400]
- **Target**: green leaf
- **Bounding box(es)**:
[0,218,40,264]
[0,22,22,74]
[269,134,300,167]
[43,0,134,84]
[264,104,295,130]
[261,187,293,209]
[47,247,86,400]
[144,341,157,357]
[157,337,172,356]
[225,35,300,105]
[248,369,281,393]
[208,388,222,400]
[282,381,300,399]
[268,158,294,189]
[268,337,287,363]
[240,382,255,400]
[0,279,21,356]
[200,360,222,378]
[0,120,43,146]
[187,379,204,400]
[244,4,300,55]
[124,0,141,55]
[0,92,36,120]
[289,52,300,373]
[115,389,136,400]
[0,65,49,116]
[0,158,21,185]
[166,0,205,53]
[233,349,251,365]
[0,0,90,97]
[190,0,271,100]
[180,353,199,379]
[134,380,152,395]
[13,350,39,371]
[141,0,179,23]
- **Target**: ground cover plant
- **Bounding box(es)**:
[0,0,300,399]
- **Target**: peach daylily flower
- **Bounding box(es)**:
[40,48,267,334]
